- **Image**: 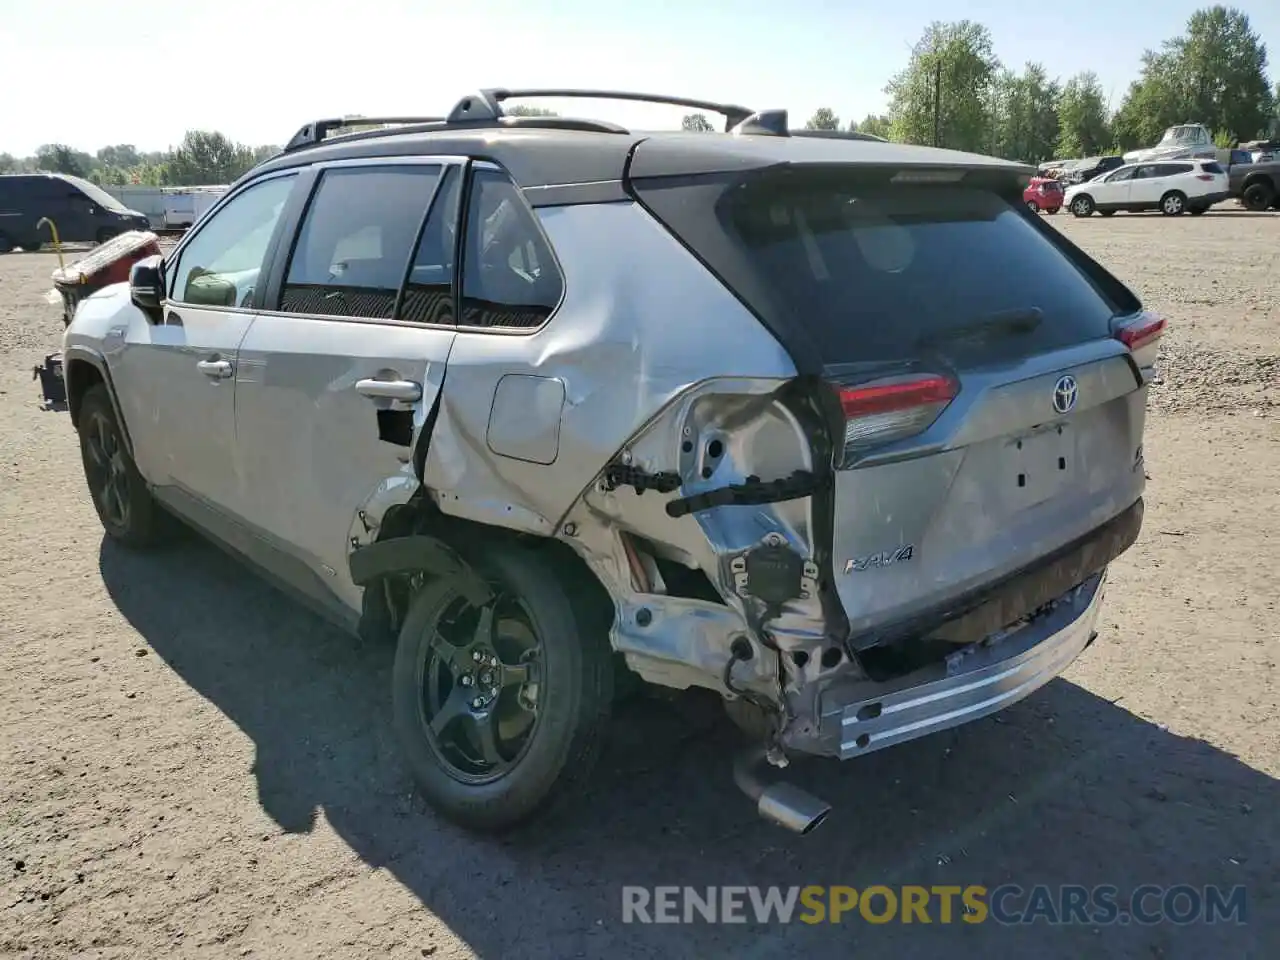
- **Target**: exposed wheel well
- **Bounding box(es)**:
[355,497,616,649]
[65,358,105,429]
[1243,173,1275,192]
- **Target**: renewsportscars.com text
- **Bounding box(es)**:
[621,884,1247,926]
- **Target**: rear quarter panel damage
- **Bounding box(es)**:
[413,199,839,703]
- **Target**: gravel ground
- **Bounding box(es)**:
[1,209,1278,960]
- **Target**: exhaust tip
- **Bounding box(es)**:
[757,782,832,835]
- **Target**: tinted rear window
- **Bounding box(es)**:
[721,180,1117,365]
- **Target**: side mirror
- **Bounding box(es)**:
[130,255,165,321]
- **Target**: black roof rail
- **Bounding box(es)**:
[284,116,445,153]
[449,88,757,131]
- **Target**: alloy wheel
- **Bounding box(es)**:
[416,589,543,784]
[84,410,131,529]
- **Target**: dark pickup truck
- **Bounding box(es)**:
[1230,160,1280,211]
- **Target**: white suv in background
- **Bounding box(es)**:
[1065,159,1229,217]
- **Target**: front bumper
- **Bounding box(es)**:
[811,572,1105,759]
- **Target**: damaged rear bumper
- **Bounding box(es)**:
[801,571,1106,759]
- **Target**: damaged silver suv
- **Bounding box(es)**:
[62,89,1158,835]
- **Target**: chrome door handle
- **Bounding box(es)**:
[355,378,422,402]
[197,359,233,379]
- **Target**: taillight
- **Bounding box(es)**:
[1114,312,1165,351]
[1196,173,1214,181]
[832,373,958,464]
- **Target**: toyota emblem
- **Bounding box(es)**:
[1052,375,1078,415]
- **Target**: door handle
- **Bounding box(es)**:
[355,378,422,402]
[197,359,233,379]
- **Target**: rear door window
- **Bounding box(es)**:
[280,165,443,319]
[398,167,463,325]
[721,178,1117,365]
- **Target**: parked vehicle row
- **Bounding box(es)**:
[1063,158,1229,217]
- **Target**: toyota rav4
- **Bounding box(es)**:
[62,88,1156,835]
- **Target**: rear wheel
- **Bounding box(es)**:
[77,384,172,548]
[21,239,42,252]
[1241,181,1274,212]
[0,232,13,254]
[1160,191,1187,216]
[95,227,120,245]
[391,542,613,833]
[1189,206,1207,216]
[1070,195,1094,217]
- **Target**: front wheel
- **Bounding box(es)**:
[77,384,173,547]
[1025,199,1040,213]
[1160,191,1187,216]
[21,239,41,252]
[95,227,120,245]
[1070,195,1095,217]
[391,542,613,833]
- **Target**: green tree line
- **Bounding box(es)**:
[0,131,281,187]
[681,5,1278,163]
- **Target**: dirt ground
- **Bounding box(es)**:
[1,209,1278,960]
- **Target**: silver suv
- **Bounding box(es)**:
[63,89,1157,835]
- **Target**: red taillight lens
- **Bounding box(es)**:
[1196,173,1214,181]
[1115,313,1166,352]
[833,374,958,463]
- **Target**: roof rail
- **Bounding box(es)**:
[448,88,756,131]
[790,129,889,143]
[284,116,445,153]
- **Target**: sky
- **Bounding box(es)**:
[1,0,1277,156]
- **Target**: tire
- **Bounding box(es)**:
[21,239,42,252]
[1241,181,1274,212]
[76,384,173,548]
[1025,199,1040,213]
[95,227,120,245]
[1070,195,1094,217]
[0,232,13,254]
[1189,206,1207,216]
[391,540,613,833]
[1160,191,1187,216]
[1099,210,1116,217]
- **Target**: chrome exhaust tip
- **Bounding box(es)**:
[734,743,831,835]
[756,782,832,835]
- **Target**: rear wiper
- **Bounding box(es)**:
[915,307,1044,349]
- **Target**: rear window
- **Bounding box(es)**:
[1201,161,1225,174]
[720,179,1118,365]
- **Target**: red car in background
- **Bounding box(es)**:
[1023,177,1064,214]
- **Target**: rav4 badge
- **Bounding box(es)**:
[844,545,915,574]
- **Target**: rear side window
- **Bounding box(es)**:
[281,165,442,319]
[719,178,1117,365]
[1201,161,1225,174]
[459,169,564,329]
[1156,163,1193,177]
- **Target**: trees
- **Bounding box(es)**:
[990,63,1061,162]
[505,105,558,117]
[850,114,892,139]
[805,107,840,131]
[681,113,715,132]
[886,20,1000,152]
[1056,72,1112,157]
[1113,5,1274,148]
[165,131,258,186]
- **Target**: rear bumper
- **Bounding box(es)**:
[808,571,1106,759]
[1196,191,1230,207]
